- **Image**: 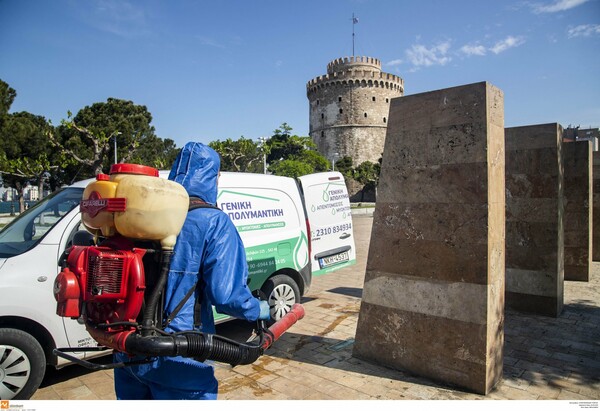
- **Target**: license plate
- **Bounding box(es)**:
[319,251,349,269]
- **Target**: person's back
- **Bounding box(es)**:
[113,142,269,400]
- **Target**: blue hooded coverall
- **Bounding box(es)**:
[113,142,262,400]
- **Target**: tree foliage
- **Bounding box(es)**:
[297,149,329,172]
[352,159,381,189]
[0,79,16,116]
[268,159,313,178]
[207,123,329,178]
[129,135,179,171]
[264,123,329,176]
[267,123,306,163]
[0,80,65,210]
[48,98,159,178]
[209,137,264,173]
[0,111,59,210]
[334,156,354,178]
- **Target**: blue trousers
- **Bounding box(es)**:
[114,361,218,400]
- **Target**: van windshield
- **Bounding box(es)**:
[0,187,84,258]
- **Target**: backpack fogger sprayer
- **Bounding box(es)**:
[52,164,305,370]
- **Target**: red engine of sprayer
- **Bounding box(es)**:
[54,237,146,327]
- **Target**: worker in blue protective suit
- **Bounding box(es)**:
[113,142,270,400]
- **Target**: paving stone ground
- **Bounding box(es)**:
[32,215,600,401]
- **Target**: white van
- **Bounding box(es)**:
[0,170,356,399]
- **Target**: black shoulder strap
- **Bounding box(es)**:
[163,281,198,329]
[161,280,204,330]
[189,196,220,212]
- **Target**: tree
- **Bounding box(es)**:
[48,98,159,177]
[0,111,59,211]
[130,135,179,170]
[267,123,313,164]
[335,156,354,178]
[265,123,329,177]
[353,160,381,190]
[1,80,64,209]
[0,79,16,115]
[298,150,329,173]
[206,123,328,177]
[209,137,264,173]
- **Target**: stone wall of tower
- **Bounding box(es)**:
[307,56,404,166]
[317,121,388,166]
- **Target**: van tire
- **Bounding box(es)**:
[261,275,300,322]
[0,328,46,400]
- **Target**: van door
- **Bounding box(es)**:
[297,171,356,276]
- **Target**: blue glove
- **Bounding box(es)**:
[258,300,271,321]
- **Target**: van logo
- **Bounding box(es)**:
[80,191,126,217]
[1,401,9,409]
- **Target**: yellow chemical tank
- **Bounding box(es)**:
[80,164,189,250]
[81,173,118,238]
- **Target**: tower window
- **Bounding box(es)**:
[321,113,324,119]
[364,113,368,118]
[321,131,324,138]
[372,96,376,102]
[339,108,343,114]
[338,97,342,102]
[386,98,389,103]
[383,117,387,123]
[317,100,320,106]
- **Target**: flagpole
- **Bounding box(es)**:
[352,13,355,56]
[351,14,359,56]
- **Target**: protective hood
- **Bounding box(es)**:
[168,142,220,205]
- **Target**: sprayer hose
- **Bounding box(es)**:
[125,332,263,366]
[187,333,263,365]
[125,304,304,367]
[140,251,172,336]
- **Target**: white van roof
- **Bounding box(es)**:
[68,178,95,188]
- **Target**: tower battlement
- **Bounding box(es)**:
[327,56,381,74]
[307,56,402,92]
[306,70,404,93]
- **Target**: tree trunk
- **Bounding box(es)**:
[15,182,25,213]
[38,179,44,200]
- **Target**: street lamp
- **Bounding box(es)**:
[112,131,122,164]
[331,152,339,171]
[259,137,268,174]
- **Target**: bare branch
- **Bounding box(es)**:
[46,128,91,165]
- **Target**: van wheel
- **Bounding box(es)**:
[261,275,300,322]
[0,329,46,400]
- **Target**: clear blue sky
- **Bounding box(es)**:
[1,0,599,148]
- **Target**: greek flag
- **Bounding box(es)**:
[353,17,359,24]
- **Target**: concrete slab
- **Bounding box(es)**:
[354,82,505,394]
